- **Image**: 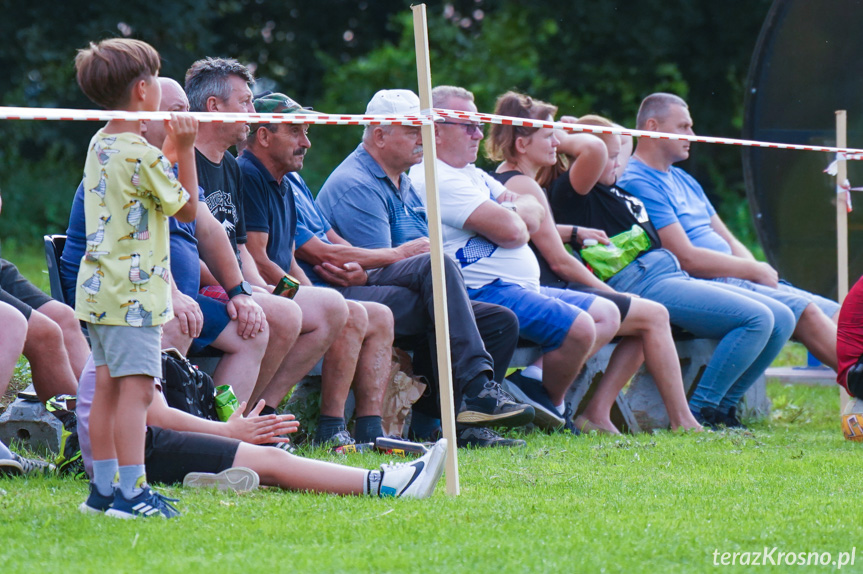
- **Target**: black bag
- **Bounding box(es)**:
[160,348,219,421]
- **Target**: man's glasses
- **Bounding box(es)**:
[439,121,483,135]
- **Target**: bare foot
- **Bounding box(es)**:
[573,415,621,435]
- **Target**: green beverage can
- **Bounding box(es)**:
[214,385,240,421]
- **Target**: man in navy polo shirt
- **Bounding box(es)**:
[238,92,394,445]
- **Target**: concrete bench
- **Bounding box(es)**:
[287,337,770,435]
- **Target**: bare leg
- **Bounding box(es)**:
[23,309,78,402]
[232,442,365,494]
[352,302,394,418]
[210,319,271,405]
[89,365,120,461]
[794,303,838,370]
[319,300,368,418]
[161,317,194,355]
[252,287,348,408]
[113,375,155,466]
[0,303,27,396]
[542,313,596,405]
[35,300,89,379]
[579,336,644,434]
[584,297,620,355]
[614,298,701,430]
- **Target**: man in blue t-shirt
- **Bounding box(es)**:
[316,90,531,448]
[620,93,840,369]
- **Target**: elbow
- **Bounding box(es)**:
[495,228,530,249]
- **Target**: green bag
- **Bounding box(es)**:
[580,225,651,281]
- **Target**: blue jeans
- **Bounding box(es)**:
[609,249,795,413]
[713,277,840,322]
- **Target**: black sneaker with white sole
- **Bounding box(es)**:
[457,380,535,428]
[503,371,565,431]
[456,426,526,448]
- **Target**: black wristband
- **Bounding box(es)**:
[569,226,580,246]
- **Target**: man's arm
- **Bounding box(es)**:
[194,203,267,338]
[658,222,779,286]
[295,232,429,271]
[710,214,757,260]
[241,235,283,288]
[463,199,531,248]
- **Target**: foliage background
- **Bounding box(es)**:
[0,0,771,249]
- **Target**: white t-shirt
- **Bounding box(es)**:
[410,160,540,291]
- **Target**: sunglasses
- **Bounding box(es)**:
[439,121,483,135]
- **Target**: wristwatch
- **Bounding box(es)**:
[569,226,580,246]
[500,201,517,212]
[226,280,253,299]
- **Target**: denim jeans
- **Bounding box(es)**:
[609,249,795,413]
[713,277,840,321]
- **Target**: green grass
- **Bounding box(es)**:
[2,383,861,573]
[4,240,852,572]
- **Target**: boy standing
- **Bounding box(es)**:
[74,38,198,518]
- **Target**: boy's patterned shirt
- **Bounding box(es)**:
[75,130,189,327]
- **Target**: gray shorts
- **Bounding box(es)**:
[89,324,162,378]
[713,277,840,322]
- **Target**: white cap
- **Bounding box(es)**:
[582,239,599,247]
[365,89,421,116]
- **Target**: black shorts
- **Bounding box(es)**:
[0,259,52,320]
[144,426,240,485]
[563,281,632,321]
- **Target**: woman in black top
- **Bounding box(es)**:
[486,92,701,433]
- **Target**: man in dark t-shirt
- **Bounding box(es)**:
[185,59,352,437]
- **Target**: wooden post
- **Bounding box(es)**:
[412,3,460,495]
[836,110,851,411]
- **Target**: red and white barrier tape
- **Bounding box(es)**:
[0,106,432,126]
[432,108,863,155]
[2,104,862,155]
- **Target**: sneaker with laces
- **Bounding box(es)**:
[12,453,55,476]
[503,371,565,430]
[183,467,260,492]
[456,426,526,448]
[562,404,581,436]
[0,458,23,477]
[378,438,447,499]
[312,429,356,447]
[457,380,535,427]
[79,482,114,514]
[105,486,180,519]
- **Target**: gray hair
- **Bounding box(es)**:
[362,124,394,144]
[184,57,254,113]
[635,93,687,130]
[432,85,474,109]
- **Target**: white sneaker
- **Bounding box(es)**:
[183,467,260,492]
[0,458,23,477]
[378,438,447,499]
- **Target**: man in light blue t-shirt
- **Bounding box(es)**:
[619,93,839,370]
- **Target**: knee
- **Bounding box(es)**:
[27,311,64,344]
[772,304,796,339]
[344,300,370,337]
[321,291,350,331]
[590,299,621,332]
[39,301,80,337]
[565,314,597,351]
[365,303,394,341]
